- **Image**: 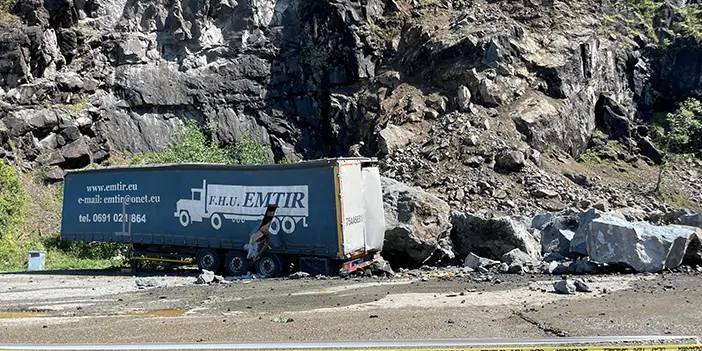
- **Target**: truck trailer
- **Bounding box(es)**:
[60,158,386,277]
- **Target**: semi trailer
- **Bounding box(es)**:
[60,158,386,277]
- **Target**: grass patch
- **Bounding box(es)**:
[0,0,19,26]
[58,96,90,115]
[0,161,29,271]
[601,1,702,46]
[132,121,269,165]
[73,22,102,45]
[578,149,603,165]
[656,182,698,210]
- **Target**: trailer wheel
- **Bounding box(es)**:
[281,217,296,234]
[179,211,191,227]
[196,249,222,272]
[255,253,284,278]
[210,213,222,230]
[224,251,250,276]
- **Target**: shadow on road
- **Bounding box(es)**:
[0,266,200,277]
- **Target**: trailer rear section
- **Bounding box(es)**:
[60,158,385,277]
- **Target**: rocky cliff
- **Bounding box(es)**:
[0,0,701,217]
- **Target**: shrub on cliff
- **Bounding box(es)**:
[133,122,269,166]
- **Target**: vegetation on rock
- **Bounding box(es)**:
[132,122,269,166]
[0,0,18,26]
[0,162,122,271]
[602,0,702,46]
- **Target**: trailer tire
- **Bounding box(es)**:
[224,251,250,276]
[179,211,190,227]
[281,217,296,234]
[196,249,221,272]
[255,253,284,278]
[210,213,222,230]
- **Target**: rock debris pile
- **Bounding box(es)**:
[382,180,702,274]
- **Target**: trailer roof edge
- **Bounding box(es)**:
[64,157,378,174]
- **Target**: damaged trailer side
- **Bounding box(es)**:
[60,158,386,277]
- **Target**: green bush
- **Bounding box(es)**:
[680,5,702,42]
[301,46,329,71]
[662,98,702,153]
[229,136,270,165]
[41,236,127,261]
[134,121,270,165]
[0,162,125,272]
[0,161,27,270]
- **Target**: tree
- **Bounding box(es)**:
[653,98,702,194]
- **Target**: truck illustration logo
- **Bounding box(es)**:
[174,180,309,234]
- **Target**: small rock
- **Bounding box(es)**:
[564,172,589,186]
[501,248,533,266]
[464,252,500,269]
[43,166,65,182]
[457,85,472,112]
[593,202,609,212]
[508,264,524,274]
[540,261,559,274]
[574,279,592,293]
[532,188,558,198]
[272,316,294,323]
[289,271,311,279]
[464,135,479,146]
[553,279,576,295]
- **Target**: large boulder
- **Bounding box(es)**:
[377,124,415,155]
[451,211,541,261]
[501,248,534,266]
[683,232,702,266]
[381,177,452,266]
[570,209,625,256]
[495,149,525,172]
[679,214,702,229]
[541,214,578,256]
[587,216,702,272]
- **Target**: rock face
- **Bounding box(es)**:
[587,217,702,273]
[0,0,700,224]
[381,177,452,266]
[451,211,541,261]
[0,0,388,171]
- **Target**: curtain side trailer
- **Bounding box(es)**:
[60,158,385,277]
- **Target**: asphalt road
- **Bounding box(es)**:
[1,269,701,344]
